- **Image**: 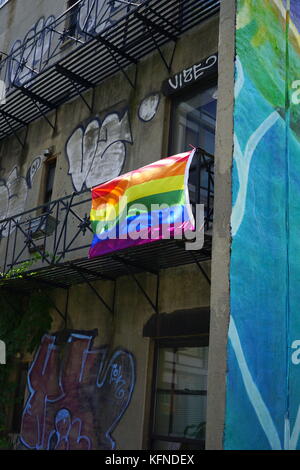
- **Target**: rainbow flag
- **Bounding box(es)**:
[89,150,195,258]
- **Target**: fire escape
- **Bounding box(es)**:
[0,0,219,315]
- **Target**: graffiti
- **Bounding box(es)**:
[225,0,300,450]
[162,54,218,96]
[77,0,115,35]
[0,79,6,105]
[138,93,160,122]
[20,331,135,450]
[77,0,144,35]
[0,156,43,237]
[25,156,43,189]
[7,15,55,87]
[0,1,146,90]
[66,111,132,192]
[0,340,5,364]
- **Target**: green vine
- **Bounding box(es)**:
[0,259,53,448]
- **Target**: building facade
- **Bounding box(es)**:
[3,0,297,452]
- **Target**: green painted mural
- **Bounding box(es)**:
[225,0,300,449]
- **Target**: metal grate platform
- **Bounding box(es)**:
[0,0,220,143]
[0,235,212,291]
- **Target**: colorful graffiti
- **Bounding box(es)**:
[225,0,300,450]
[20,331,135,450]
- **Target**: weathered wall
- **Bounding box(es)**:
[18,262,211,450]
[0,8,219,450]
[0,0,63,73]
[0,13,219,272]
[205,0,235,451]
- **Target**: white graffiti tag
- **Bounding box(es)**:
[66,111,132,192]
[0,157,43,237]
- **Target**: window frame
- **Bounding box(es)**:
[65,0,80,38]
[149,336,209,451]
[167,79,217,232]
[42,155,57,211]
[168,76,218,157]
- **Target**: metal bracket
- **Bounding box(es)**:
[189,251,211,286]
[55,64,93,112]
[134,10,178,72]
[15,86,56,131]
[0,112,26,148]
[85,30,138,89]
[68,263,114,315]
[113,255,159,314]
[68,262,113,282]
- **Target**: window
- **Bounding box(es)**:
[25,157,58,242]
[43,158,56,211]
[151,341,208,450]
[169,85,216,230]
[145,308,210,450]
[169,85,217,156]
[66,0,80,37]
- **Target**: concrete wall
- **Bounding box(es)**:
[0,0,64,62]
[0,2,222,451]
[205,0,235,451]
[0,13,219,273]
[41,262,211,450]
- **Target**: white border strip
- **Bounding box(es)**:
[184,148,196,229]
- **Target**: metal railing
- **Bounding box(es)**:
[0,150,214,277]
[0,0,220,142]
[0,0,146,93]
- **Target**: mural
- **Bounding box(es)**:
[225,0,300,450]
[0,157,43,237]
[20,331,135,450]
[66,111,132,192]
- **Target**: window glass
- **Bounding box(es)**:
[170,86,217,156]
[44,159,56,210]
[66,0,80,37]
[152,345,208,449]
[170,85,216,230]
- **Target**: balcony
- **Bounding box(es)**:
[0,0,220,144]
[0,149,214,292]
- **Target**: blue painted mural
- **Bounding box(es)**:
[225,0,300,450]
